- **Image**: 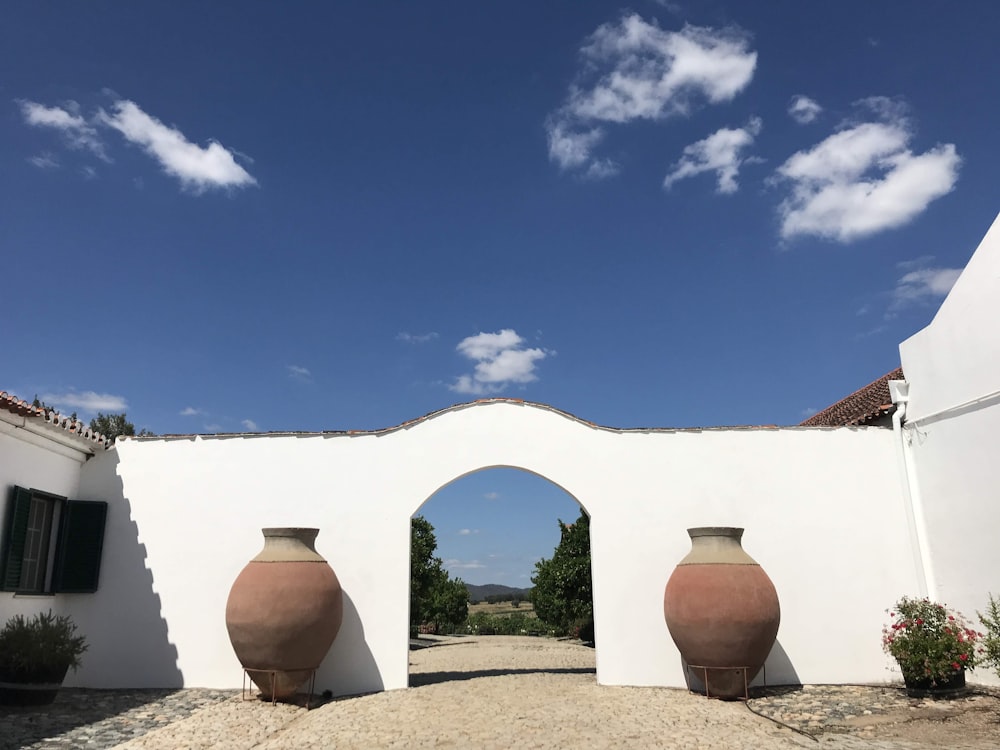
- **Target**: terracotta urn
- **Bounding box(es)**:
[663,527,780,699]
[225,528,343,700]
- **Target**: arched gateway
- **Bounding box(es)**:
[409,465,591,681]
[80,398,911,695]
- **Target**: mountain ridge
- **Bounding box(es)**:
[465,583,532,602]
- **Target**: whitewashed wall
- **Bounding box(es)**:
[73,408,916,695]
[0,419,87,634]
[898,211,1000,685]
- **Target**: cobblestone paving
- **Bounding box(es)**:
[0,689,235,750]
[747,682,1000,739]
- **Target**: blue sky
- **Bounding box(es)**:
[4,3,999,584]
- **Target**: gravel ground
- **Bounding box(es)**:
[3,636,998,749]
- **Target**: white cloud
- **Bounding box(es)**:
[456,329,525,361]
[663,116,761,193]
[890,264,961,311]
[443,559,487,570]
[788,95,822,124]
[397,331,439,344]
[203,423,222,432]
[450,329,548,395]
[19,100,108,160]
[774,104,960,242]
[585,158,621,180]
[572,17,757,122]
[547,14,756,176]
[179,407,201,416]
[98,100,256,192]
[41,390,127,413]
[484,491,500,501]
[28,152,59,169]
[545,122,606,171]
[241,419,259,431]
[287,364,312,381]
[457,528,480,536]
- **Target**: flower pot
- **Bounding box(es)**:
[663,527,780,699]
[902,669,967,698]
[225,528,343,700]
[0,664,70,706]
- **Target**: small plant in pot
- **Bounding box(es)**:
[0,610,88,706]
[882,596,982,697]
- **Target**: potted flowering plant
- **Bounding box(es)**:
[882,596,982,696]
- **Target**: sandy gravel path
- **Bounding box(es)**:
[109,636,987,749]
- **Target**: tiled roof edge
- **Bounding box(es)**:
[799,367,904,427]
[0,391,113,450]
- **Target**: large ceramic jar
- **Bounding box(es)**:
[225,528,343,700]
[663,527,779,699]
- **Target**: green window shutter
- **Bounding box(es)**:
[52,500,108,593]
[1,486,33,591]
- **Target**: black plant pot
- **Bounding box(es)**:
[0,664,71,707]
[902,668,967,698]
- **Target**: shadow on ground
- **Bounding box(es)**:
[0,689,182,750]
[410,666,596,687]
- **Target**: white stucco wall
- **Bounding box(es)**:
[72,404,915,695]
[900,212,1000,422]
[0,417,88,651]
[898,211,1000,685]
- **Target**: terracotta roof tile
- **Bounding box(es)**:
[799,367,904,427]
[0,391,113,450]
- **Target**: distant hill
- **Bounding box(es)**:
[465,583,533,602]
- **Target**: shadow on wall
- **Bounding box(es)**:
[316,590,381,697]
[760,640,801,687]
[73,451,183,688]
[682,640,801,695]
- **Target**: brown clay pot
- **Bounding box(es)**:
[663,527,779,699]
[225,528,343,700]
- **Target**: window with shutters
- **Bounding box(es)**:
[1,486,107,594]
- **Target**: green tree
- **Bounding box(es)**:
[427,576,470,633]
[410,515,468,635]
[531,509,593,640]
[89,412,156,441]
[89,412,135,442]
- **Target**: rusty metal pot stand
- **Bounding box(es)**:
[242,667,317,708]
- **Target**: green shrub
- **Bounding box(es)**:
[0,610,88,681]
[463,612,546,636]
[978,593,1000,676]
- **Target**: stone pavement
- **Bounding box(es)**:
[1,637,997,749]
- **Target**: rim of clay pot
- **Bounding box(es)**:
[262,527,320,538]
[687,526,744,539]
